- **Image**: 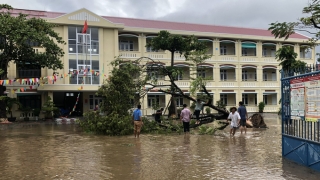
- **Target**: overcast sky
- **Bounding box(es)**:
[1,0,311,29]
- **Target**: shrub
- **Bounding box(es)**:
[198,124,216,135]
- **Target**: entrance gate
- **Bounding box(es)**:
[281,65,320,172]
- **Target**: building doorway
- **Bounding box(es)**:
[53,92,83,116]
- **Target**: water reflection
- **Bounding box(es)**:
[0,114,320,180]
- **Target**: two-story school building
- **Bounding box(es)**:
[3,8,315,118]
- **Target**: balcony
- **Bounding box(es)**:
[69,76,100,85]
[119,51,141,58]
[17,69,41,78]
[217,81,236,87]
[119,34,140,58]
[240,82,258,87]
[241,42,257,58]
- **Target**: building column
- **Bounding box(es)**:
[141,94,148,115]
[235,65,240,82]
[295,44,300,59]
[257,90,263,105]
[236,40,241,58]
[139,33,145,57]
[276,42,282,51]
[257,41,262,58]
[214,66,220,82]
[214,38,220,57]
[98,28,104,84]
[63,26,69,84]
[164,94,171,115]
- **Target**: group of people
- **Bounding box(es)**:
[227,101,248,136]
[131,100,248,138]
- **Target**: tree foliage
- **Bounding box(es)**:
[0,4,65,76]
[79,58,146,135]
[0,4,65,119]
[145,30,211,117]
[97,58,146,116]
[275,46,307,71]
[268,0,319,46]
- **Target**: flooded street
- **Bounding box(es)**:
[1,114,320,180]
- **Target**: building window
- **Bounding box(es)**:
[147,95,160,108]
[263,71,267,81]
[242,48,248,56]
[242,94,248,105]
[220,70,227,81]
[220,94,227,105]
[147,68,163,80]
[220,46,227,55]
[68,26,100,85]
[197,69,206,78]
[176,97,184,107]
[175,73,183,80]
[119,40,134,51]
[242,70,248,81]
[263,95,268,105]
[18,95,41,109]
[262,48,267,57]
[255,94,257,105]
[89,95,103,110]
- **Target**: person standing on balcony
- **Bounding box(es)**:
[132,105,143,138]
[227,107,240,136]
[180,104,192,135]
[195,99,205,124]
[238,101,248,134]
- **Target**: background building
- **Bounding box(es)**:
[4,8,315,118]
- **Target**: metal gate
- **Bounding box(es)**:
[281,65,320,171]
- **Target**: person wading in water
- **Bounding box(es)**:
[180,104,191,135]
[227,107,240,136]
[238,101,248,134]
[132,105,143,138]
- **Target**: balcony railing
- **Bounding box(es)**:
[17,69,41,78]
[69,76,100,85]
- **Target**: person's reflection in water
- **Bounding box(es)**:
[133,138,142,174]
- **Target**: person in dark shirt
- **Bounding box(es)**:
[238,101,248,134]
[155,108,164,123]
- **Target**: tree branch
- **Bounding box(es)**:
[293,28,318,35]
[310,18,320,29]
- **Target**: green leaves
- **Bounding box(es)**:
[275,46,306,71]
[269,1,320,49]
[268,22,296,40]
[145,30,210,61]
[0,4,65,78]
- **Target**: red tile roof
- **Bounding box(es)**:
[2,8,309,39]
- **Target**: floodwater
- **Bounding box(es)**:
[0,114,320,180]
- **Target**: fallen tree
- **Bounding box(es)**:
[134,55,230,119]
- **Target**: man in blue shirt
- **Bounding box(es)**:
[132,105,143,138]
[238,101,248,134]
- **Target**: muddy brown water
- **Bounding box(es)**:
[1,114,320,180]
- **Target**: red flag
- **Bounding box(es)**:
[82,20,88,33]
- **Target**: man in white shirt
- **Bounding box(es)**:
[194,99,206,124]
[227,107,240,136]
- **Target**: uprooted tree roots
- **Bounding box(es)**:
[246,114,267,128]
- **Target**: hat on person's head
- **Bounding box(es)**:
[230,107,237,111]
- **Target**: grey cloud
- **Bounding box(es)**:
[2,0,310,29]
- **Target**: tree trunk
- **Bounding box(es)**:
[0,66,8,120]
[168,96,177,118]
[168,51,176,118]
